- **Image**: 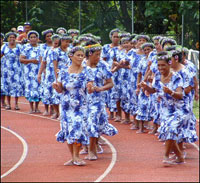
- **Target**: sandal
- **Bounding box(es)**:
[64,160,74,166]
[28,110,35,114]
[114,117,121,122]
[35,109,41,114]
[14,106,20,110]
[5,106,11,110]
[73,160,86,166]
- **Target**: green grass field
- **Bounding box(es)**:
[193,100,199,120]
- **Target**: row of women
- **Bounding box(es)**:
[101,29,199,165]
[1,27,199,166]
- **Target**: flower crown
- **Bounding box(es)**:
[141,42,155,49]
[152,35,162,41]
[51,34,61,41]
[27,30,39,39]
[56,27,67,34]
[68,29,79,34]
[61,34,72,40]
[68,46,85,56]
[42,28,54,36]
[135,35,150,41]
[161,38,177,48]
[120,37,130,44]
[157,55,171,61]
[84,43,102,51]
[5,32,17,39]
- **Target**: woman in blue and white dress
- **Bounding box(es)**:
[166,46,198,156]
[114,37,132,124]
[126,35,148,129]
[53,46,95,166]
[135,43,154,133]
[38,34,61,119]
[141,51,185,165]
[1,32,7,108]
[1,32,24,110]
[20,30,42,113]
[101,28,121,119]
[83,41,118,160]
[39,28,54,116]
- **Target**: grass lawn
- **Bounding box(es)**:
[193,100,199,120]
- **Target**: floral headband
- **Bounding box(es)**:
[56,27,67,34]
[51,34,61,41]
[120,37,130,44]
[119,32,131,38]
[5,32,17,39]
[68,46,85,56]
[84,43,102,51]
[78,36,93,42]
[61,34,72,41]
[157,54,171,61]
[152,35,162,41]
[161,38,177,48]
[135,35,150,41]
[68,29,79,34]
[27,30,39,39]
[141,42,155,49]
[42,28,54,36]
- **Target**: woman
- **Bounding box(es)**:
[20,30,41,113]
[126,35,148,129]
[39,28,54,116]
[166,45,198,157]
[135,42,155,133]
[141,51,185,165]
[113,37,132,124]
[83,40,118,160]
[53,34,72,80]
[38,34,61,119]
[1,32,6,108]
[53,46,94,166]
[1,32,24,110]
[101,28,121,120]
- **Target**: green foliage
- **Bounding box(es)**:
[0,1,199,47]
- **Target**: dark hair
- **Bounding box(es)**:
[157,51,171,64]
[165,46,182,63]
[84,40,98,58]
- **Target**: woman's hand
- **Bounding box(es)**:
[163,86,172,95]
[94,86,103,92]
[87,82,94,94]
[37,74,41,83]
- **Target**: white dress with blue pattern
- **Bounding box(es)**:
[56,66,94,145]
[126,49,145,116]
[86,60,118,138]
[136,56,153,121]
[176,66,198,143]
[21,44,41,101]
[152,71,186,141]
[1,43,24,97]
[42,48,60,105]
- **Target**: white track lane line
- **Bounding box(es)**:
[1,126,28,179]
[1,109,117,182]
[94,136,117,182]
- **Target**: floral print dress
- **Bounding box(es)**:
[56,66,94,145]
[1,43,24,97]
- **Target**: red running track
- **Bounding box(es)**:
[1,97,199,182]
